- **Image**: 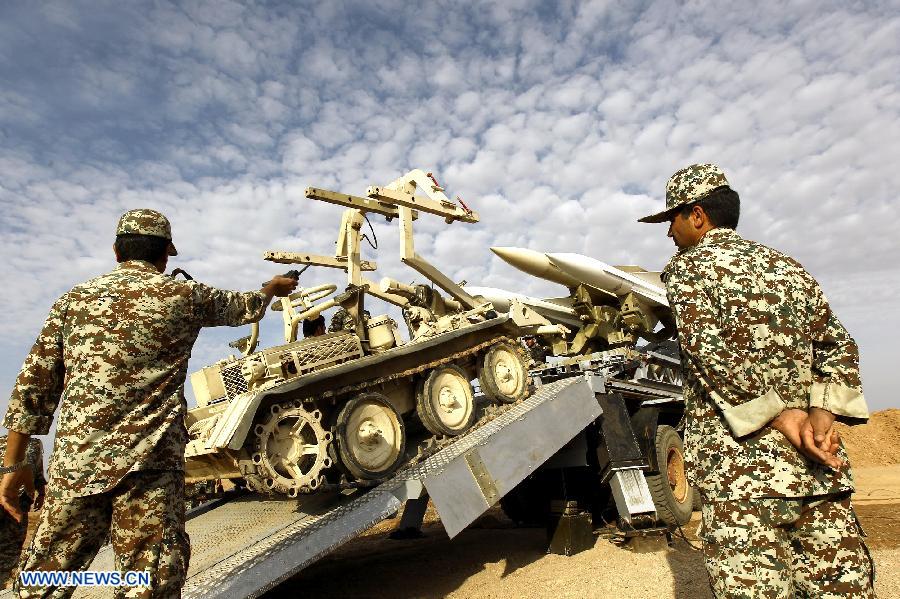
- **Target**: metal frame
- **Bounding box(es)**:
[267,170,482,312]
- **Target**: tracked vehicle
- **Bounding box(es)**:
[183,170,562,497]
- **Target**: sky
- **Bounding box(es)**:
[1,0,898,447]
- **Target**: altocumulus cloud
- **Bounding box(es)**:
[1,0,898,444]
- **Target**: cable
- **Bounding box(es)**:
[361,213,378,250]
[170,268,194,280]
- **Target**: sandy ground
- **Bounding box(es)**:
[268,464,900,599]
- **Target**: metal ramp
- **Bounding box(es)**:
[48,376,599,599]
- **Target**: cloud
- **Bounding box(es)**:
[1,0,899,436]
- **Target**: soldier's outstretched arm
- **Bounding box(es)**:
[190,276,297,328]
[666,266,783,438]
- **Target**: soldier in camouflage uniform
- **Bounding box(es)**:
[328,307,370,333]
[0,436,45,588]
[0,209,297,598]
[521,336,547,366]
[639,164,874,598]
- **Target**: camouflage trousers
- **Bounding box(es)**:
[0,496,32,588]
[16,470,189,599]
[699,493,875,598]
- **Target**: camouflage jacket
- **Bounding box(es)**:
[2,260,266,499]
[0,436,46,494]
[664,228,868,500]
[328,308,370,333]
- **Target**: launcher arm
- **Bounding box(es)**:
[398,206,479,310]
[367,168,479,224]
[302,170,481,310]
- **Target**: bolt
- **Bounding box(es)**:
[357,420,382,446]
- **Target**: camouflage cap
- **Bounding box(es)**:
[638,163,731,223]
[116,208,178,255]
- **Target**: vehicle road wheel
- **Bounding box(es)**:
[416,365,477,436]
[478,342,528,404]
[646,425,694,526]
[248,401,333,497]
[333,392,406,481]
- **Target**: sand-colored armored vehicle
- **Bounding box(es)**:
[184,170,563,497]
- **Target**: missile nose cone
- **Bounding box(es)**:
[490,246,545,268]
[491,246,581,288]
[490,246,529,262]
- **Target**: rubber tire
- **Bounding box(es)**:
[416,365,477,436]
[333,393,406,481]
[645,425,694,526]
[477,342,529,404]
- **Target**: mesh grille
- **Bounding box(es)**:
[220,362,248,399]
[289,333,362,375]
[217,333,364,400]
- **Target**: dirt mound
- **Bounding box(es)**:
[837,409,900,467]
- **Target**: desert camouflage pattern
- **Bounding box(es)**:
[0,437,46,587]
[666,163,729,208]
[664,227,868,500]
[2,260,266,499]
[327,308,370,333]
[639,163,730,223]
[16,470,189,599]
[115,209,173,240]
[700,494,874,598]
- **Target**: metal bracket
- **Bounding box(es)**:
[464,449,500,505]
[585,372,606,394]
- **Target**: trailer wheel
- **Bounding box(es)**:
[416,365,476,436]
[333,393,406,481]
[646,425,693,526]
[478,342,528,404]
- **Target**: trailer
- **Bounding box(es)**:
[2,343,686,599]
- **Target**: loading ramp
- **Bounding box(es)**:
[55,376,600,599]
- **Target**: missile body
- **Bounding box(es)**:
[464,286,581,328]
[547,253,668,307]
[490,247,581,288]
[491,246,668,308]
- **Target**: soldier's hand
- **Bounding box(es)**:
[262,276,299,298]
[771,408,844,470]
[0,470,30,523]
[260,276,300,307]
[807,407,838,452]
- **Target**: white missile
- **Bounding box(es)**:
[490,247,582,288]
[464,286,581,328]
[547,253,668,307]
